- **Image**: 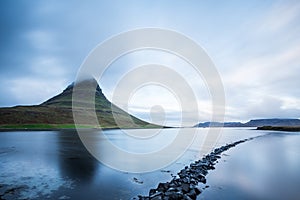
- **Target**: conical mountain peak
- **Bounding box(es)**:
[0,79,158,129]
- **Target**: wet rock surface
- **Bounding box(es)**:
[135,137,255,200]
[0,184,28,200]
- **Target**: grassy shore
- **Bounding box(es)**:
[0,123,162,131]
[0,124,96,130]
[257,126,300,132]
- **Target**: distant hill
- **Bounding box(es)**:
[194,122,245,128]
[0,79,159,129]
[194,118,300,128]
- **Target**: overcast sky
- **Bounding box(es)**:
[1,0,299,126]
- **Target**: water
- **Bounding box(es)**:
[0,128,299,199]
[199,131,300,200]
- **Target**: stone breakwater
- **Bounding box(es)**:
[136,137,257,200]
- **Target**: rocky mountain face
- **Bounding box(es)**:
[0,79,155,128]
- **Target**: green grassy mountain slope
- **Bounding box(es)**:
[0,79,158,129]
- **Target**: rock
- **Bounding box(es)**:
[149,191,162,200]
[157,182,169,192]
[190,163,197,168]
[171,179,181,186]
[169,182,176,188]
[190,178,198,185]
[182,177,190,184]
[167,187,178,192]
[149,189,156,196]
[184,196,193,200]
[187,189,198,199]
[181,183,190,193]
[194,187,201,195]
[166,192,183,200]
[150,195,162,200]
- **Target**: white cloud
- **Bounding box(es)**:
[99,49,213,125]
[30,56,67,78]
[3,28,71,106]
[281,96,300,110]
[9,77,67,105]
[216,1,300,121]
[256,1,300,34]
[25,30,59,51]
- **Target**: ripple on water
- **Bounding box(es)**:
[0,162,74,199]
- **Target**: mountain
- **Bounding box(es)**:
[194,118,300,128]
[194,122,246,128]
[0,79,159,129]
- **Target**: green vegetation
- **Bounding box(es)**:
[0,123,160,130]
[0,123,161,130]
[0,124,96,130]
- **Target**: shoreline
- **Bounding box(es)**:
[0,125,171,132]
[257,126,300,132]
[136,136,261,200]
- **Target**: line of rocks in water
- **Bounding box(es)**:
[136,137,256,200]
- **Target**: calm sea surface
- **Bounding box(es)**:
[0,128,299,199]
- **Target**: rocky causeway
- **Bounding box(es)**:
[135,137,259,200]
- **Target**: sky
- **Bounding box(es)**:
[0,0,299,126]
